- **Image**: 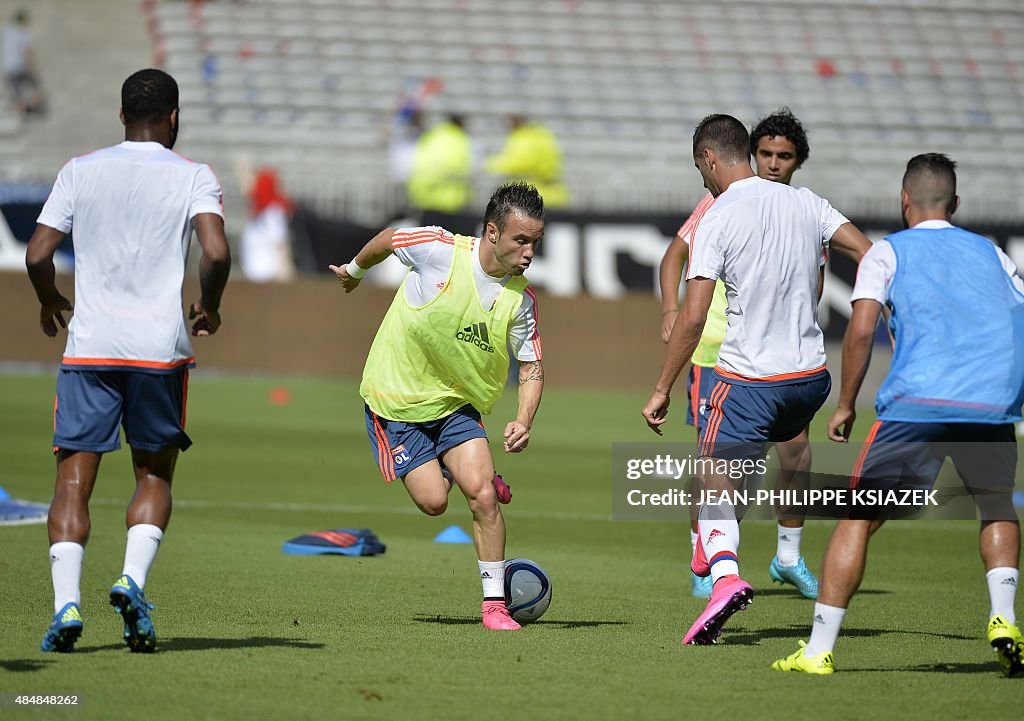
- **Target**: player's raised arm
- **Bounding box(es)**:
[504,359,544,453]
[26,223,73,337]
[659,234,689,343]
[329,227,398,293]
[190,212,231,337]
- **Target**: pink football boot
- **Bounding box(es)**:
[682,574,753,645]
[482,600,521,631]
[492,474,512,504]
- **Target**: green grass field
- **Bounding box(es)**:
[1,372,1021,720]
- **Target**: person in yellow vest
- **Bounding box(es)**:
[406,114,473,214]
[659,109,825,601]
[487,115,569,209]
[329,182,545,631]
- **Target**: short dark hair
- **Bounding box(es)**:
[121,69,179,126]
[750,107,810,167]
[903,153,957,208]
[693,114,749,163]
[483,181,544,231]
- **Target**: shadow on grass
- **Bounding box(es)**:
[413,615,628,629]
[753,588,893,598]
[0,659,56,672]
[844,661,1003,675]
[74,637,326,653]
[722,624,975,645]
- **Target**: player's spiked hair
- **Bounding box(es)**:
[484,181,545,232]
[903,153,957,209]
[750,107,810,167]
[693,114,750,163]
[121,69,179,126]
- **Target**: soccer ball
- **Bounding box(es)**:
[504,558,551,623]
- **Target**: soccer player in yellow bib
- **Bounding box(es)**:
[330,182,545,631]
[659,109,824,600]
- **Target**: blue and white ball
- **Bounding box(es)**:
[504,558,551,623]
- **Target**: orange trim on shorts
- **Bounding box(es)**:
[699,381,720,454]
[52,393,59,454]
[180,369,189,430]
[690,366,702,429]
[850,420,883,489]
[371,413,396,482]
[709,382,733,455]
[700,382,726,456]
[711,365,827,384]
[701,381,731,457]
[61,356,195,370]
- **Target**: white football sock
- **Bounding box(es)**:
[122,524,163,590]
[478,560,505,599]
[805,602,846,657]
[698,508,740,584]
[987,567,1019,624]
[50,542,84,612]
[776,524,803,567]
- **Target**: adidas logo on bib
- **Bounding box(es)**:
[455,322,495,353]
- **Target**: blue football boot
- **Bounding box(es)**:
[40,602,83,653]
[769,556,819,599]
[109,575,156,653]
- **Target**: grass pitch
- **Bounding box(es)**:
[0,372,1021,720]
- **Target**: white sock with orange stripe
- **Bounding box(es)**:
[699,504,740,584]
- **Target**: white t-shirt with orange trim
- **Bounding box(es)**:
[687,176,847,381]
[38,141,223,372]
[391,226,541,362]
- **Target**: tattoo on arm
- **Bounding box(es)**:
[519,361,544,385]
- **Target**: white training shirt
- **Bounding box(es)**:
[391,226,541,362]
[851,219,1024,304]
[37,141,223,371]
[687,176,848,381]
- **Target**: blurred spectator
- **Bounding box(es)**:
[487,115,568,208]
[240,169,296,282]
[2,9,45,117]
[388,107,425,191]
[407,114,473,214]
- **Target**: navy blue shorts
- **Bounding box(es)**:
[699,370,831,460]
[685,365,715,430]
[53,369,192,453]
[364,404,488,481]
[852,421,1017,492]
